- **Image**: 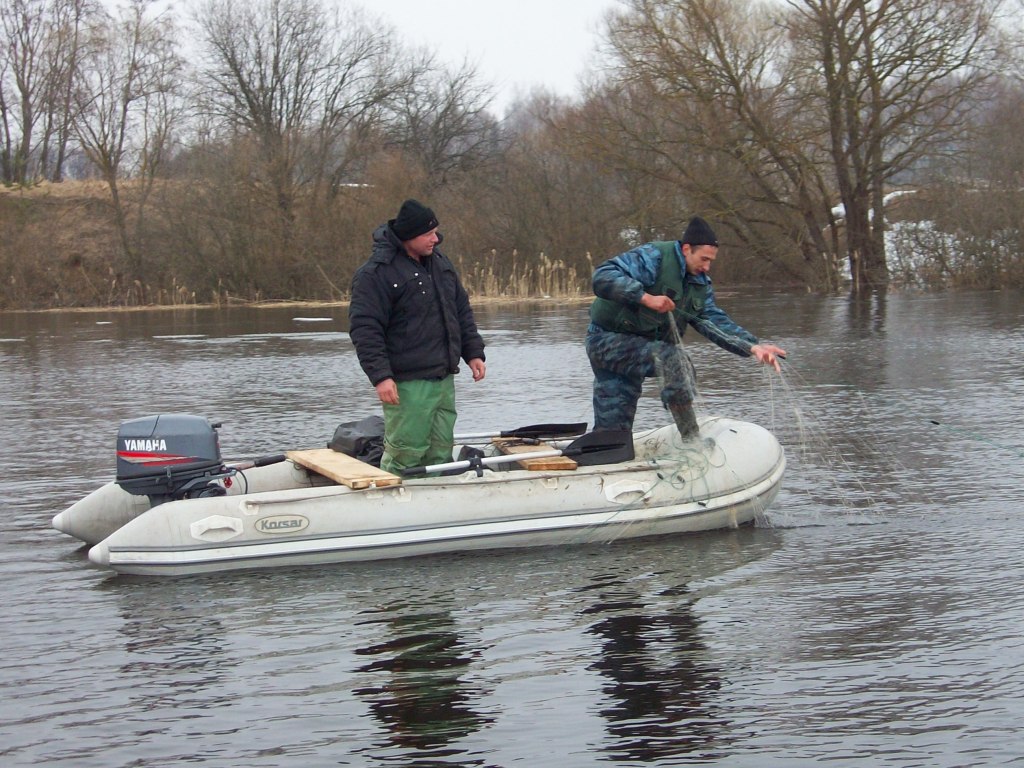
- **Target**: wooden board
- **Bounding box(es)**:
[493,439,578,471]
[286,449,402,489]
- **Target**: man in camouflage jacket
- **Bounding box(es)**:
[586,216,786,440]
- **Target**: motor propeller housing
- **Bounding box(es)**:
[115,414,230,505]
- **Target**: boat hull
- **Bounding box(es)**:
[62,418,785,576]
[53,459,324,546]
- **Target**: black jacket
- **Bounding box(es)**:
[349,224,485,385]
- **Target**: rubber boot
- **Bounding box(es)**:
[669,402,700,442]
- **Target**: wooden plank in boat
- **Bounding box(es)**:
[493,439,578,470]
[286,449,402,489]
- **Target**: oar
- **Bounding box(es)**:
[403,430,634,477]
[454,422,588,442]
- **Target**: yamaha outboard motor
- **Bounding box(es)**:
[116,414,232,506]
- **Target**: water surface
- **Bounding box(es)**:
[2,291,1022,766]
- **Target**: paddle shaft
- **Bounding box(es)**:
[454,422,587,442]
[402,429,634,477]
[403,448,574,476]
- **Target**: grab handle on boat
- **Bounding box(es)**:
[605,479,652,503]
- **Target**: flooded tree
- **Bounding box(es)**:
[788,0,1005,290]
[588,0,1008,291]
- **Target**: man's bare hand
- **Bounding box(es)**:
[751,344,787,372]
[468,358,486,382]
[640,293,676,313]
[375,378,399,404]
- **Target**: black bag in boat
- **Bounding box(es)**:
[328,415,384,467]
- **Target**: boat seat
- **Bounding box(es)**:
[492,438,578,470]
[286,449,402,489]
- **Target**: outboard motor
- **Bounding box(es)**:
[116,414,232,506]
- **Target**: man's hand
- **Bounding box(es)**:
[751,343,787,373]
[468,358,486,382]
[375,378,399,404]
[640,292,676,313]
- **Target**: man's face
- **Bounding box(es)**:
[403,228,439,259]
[683,243,718,275]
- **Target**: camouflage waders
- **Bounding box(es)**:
[585,323,698,434]
[380,375,457,474]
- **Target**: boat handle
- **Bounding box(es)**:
[190,515,243,541]
[604,479,652,503]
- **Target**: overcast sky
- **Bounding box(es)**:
[367,0,619,114]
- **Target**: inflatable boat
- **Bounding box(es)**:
[53,414,785,576]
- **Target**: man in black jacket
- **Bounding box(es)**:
[349,199,486,474]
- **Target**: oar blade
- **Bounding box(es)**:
[564,430,635,466]
[499,422,588,440]
[455,422,589,442]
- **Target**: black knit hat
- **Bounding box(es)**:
[390,199,439,241]
[681,216,718,247]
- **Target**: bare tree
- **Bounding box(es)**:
[786,0,1006,290]
[38,0,92,181]
[495,91,624,272]
[384,58,502,187]
[195,0,419,212]
[0,30,9,181]
[590,0,836,287]
[0,0,95,184]
[1,0,52,183]
[185,0,435,299]
[72,0,183,293]
[892,74,1024,288]
[589,0,1008,291]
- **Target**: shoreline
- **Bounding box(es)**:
[0,295,597,315]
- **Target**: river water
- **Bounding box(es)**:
[1,291,1022,767]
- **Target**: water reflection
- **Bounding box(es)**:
[104,579,238,711]
[560,530,782,762]
[846,289,888,338]
[352,600,493,763]
[579,579,728,762]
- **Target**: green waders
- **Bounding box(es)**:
[380,375,457,474]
